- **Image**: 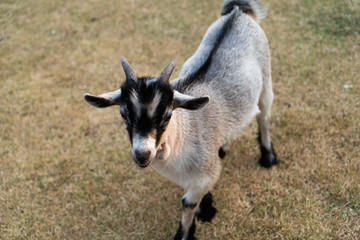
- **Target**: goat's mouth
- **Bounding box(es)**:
[133,155,154,168]
[136,160,152,168]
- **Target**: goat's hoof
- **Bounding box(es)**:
[259,151,278,168]
[258,141,278,168]
[174,220,197,240]
[196,192,217,222]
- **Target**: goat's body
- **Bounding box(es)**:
[84,1,277,239]
[151,8,272,190]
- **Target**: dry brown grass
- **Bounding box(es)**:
[1,0,359,239]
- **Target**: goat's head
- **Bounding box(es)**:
[84,57,209,168]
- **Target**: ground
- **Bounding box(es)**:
[1,0,359,239]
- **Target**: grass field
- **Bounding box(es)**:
[1,0,359,239]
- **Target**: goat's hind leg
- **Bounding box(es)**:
[256,81,278,168]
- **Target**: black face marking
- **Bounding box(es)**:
[120,103,133,143]
[257,131,278,168]
[120,76,174,145]
[172,9,238,92]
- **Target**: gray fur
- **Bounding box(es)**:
[156,3,275,239]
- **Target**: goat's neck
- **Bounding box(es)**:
[156,109,189,162]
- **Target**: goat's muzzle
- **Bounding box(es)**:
[133,150,152,168]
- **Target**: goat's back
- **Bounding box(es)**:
[173,7,270,145]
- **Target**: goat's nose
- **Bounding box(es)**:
[135,150,151,161]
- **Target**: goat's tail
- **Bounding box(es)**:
[221,0,266,23]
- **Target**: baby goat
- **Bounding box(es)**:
[84,0,277,239]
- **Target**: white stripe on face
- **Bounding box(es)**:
[130,90,141,117]
[130,89,162,119]
[147,91,162,118]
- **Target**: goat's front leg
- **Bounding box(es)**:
[174,189,206,240]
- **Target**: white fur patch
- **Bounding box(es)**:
[100,89,121,100]
[132,133,157,161]
[130,89,162,118]
[130,90,141,117]
[147,91,162,117]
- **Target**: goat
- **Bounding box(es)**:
[84,0,277,239]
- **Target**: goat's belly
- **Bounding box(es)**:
[228,104,260,141]
[151,159,221,190]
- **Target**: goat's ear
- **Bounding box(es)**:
[84,89,121,108]
[173,91,210,110]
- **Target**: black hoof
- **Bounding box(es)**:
[218,147,226,159]
[259,143,278,168]
[196,192,217,222]
[174,219,196,240]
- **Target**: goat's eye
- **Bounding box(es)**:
[120,112,127,120]
[164,113,172,122]
[162,111,172,124]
